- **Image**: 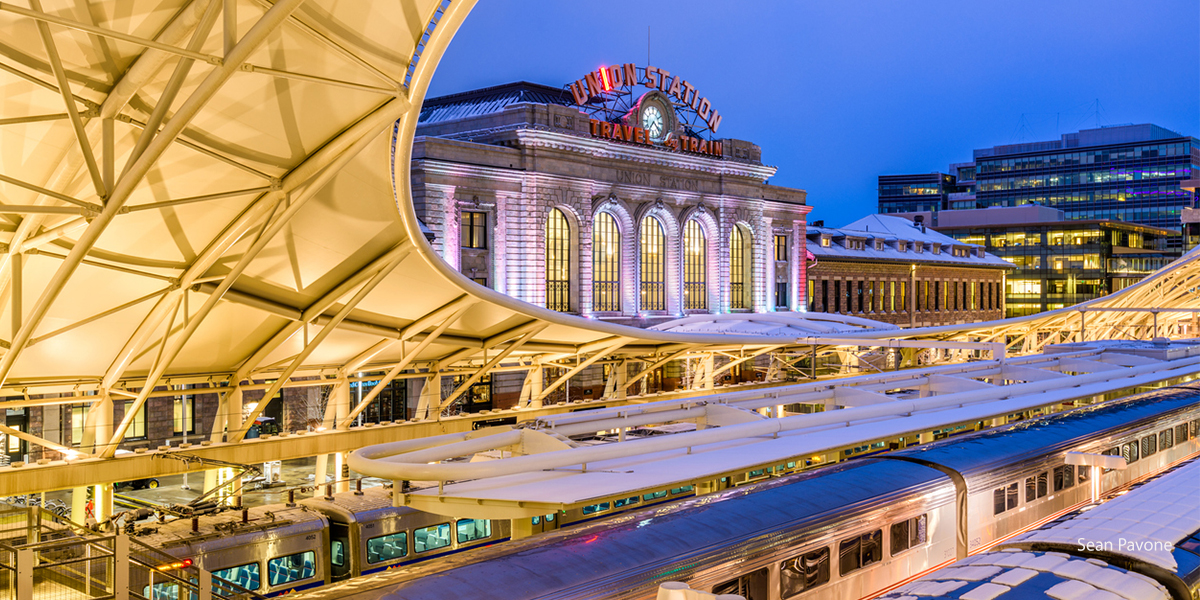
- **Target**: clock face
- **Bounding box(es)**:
[642,105,664,139]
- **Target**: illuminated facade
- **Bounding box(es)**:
[880,124,1198,232]
[806,215,1011,327]
[411,81,810,327]
[934,206,1181,317]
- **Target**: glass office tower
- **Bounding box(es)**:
[973,124,1197,231]
[878,172,959,214]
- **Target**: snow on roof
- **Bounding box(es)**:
[877,550,1170,600]
[650,312,898,337]
[808,214,1013,269]
[417,81,575,126]
[1004,459,1200,571]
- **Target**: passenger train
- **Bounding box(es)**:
[134,385,1200,599]
[876,456,1200,600]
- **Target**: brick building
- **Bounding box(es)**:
[806,215,1011,327]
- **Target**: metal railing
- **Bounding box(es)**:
[0,505,261,600]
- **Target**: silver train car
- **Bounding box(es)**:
[285,384,1200,600]
[133,488,515,597]
[131,471,698,597]
[877,456,1200,600]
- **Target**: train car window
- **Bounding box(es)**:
[890,516,927,556]
[669,486,693,495]
[1036,471,1048,498]
[1191,419,1200,439]
[839,530,882,575]
[780,547,830,597]
[749,469,766,478]
[1160,429,1173,450]
[267,551,315,587]
[331,540,345,567]
[366,532,407,563]
[714,567,768,600]
[1077,466,1089,485]
[613,496,639,508]
[414,524,451,553]
[891,520,910,554]
[1053,465,1075,491]
[993,482,1018,515]
[212,562,260,593]
[1175,424,1188,443]
[862,530,882,566]
[912,514,927,547]
[456,519,491,544]
[1122,441,1139,463]
[144,582,179,600]
[582,502,610,515]
[531,516,540,525]
[1141,435,1156,458]
[839,535,861,574]
[643,491,668,501]
[787,461,797,469]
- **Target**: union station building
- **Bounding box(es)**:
[410,79,810,327]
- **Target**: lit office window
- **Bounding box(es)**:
[640,217,666,311]
[730,226,748,309]
[71,404,86,446]
[460,211,487,249]
[124,401,146,440]
[545,208,571,312]
[173,396,194,435]
[774,235,788,261]
[592,213,621,312]
[683,220,707,310]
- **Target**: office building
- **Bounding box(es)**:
[881,124,1198,232]
[935,206,1181,317]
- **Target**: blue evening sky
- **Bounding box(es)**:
[427,0,1200,226]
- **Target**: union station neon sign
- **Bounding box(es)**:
[568,63,724,158]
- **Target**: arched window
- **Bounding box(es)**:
[640,217,666,311]
[592,212,621,311]
[545,208,570,312]
[730,225,752,309]
[683,220,707,310]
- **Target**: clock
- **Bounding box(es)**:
[641,105,664,139]
[631,92,675,142]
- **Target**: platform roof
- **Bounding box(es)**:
[0,0,859,457]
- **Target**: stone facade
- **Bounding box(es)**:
[411,83,810,327]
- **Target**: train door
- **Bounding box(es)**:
[712,567,768,600]
[329,523,351,582]
[529,513,559,535]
